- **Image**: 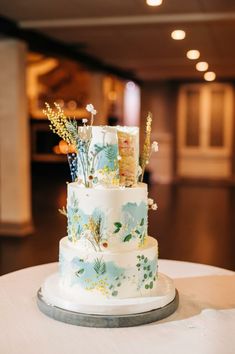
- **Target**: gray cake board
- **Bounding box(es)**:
[37,288,179,328]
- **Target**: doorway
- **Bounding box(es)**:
[177,83,234,179]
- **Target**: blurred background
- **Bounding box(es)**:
[0,0,235,274]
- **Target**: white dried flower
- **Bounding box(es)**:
[117,155,122,161]
[148,198,154,206]
[151,141,159,152]
[151,203,158,210]
[86,104,97,115]
[82,118,88,124]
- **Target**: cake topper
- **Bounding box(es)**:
[43,103,158,189]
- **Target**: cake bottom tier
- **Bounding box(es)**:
[59,236,158,299]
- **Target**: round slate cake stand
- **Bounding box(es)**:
[37,273,179,328]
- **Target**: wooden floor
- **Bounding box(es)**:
[0,164,235,275]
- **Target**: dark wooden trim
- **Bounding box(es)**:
[175,176,235,187]
[170,82,179,179]
[232,84,235,177]
[0,221,34,237]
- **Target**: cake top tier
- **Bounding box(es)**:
[74,125,139,188]
[43,103,158,188]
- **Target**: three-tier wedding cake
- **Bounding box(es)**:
[38,103,177,326]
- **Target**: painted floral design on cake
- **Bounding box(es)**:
[64,192,147,250]
[93,143,119,186]
[136,254,158,290]
[66,192,107,250]
[70,256,126,297]
[76,142,120,187]
[59,252,157,298]
[113,201,147,246]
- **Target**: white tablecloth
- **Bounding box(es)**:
[0,260,235,354]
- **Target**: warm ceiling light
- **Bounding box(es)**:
[204,71,216,81]
[196,61,209,72]
[146,0,163,6]
[186,50,200,60]
[171,30,186,40]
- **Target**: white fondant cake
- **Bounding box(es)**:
[57,123,159,301]
[41,104,176,319]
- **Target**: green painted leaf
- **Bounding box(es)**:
[150,281,153,289]
[144,274,147,279]
[104,145,117,161]
[145,284,149,289]
[149,271,153,277]
[94,144,105,154]
[135,230,141,234]
[117,283,121,287]
[136,263,141,268]
[100,262,106,275]
[124,234,132,242]
[140,218,145,226]
[144,257,148,263]
[75,268,84,277]
[112,291,118,297]
[94,258,106,275]
[114,222,122,233]
[93,177,98,184]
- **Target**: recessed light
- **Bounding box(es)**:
[171,30,186,40]
[146,0,163,6]
[204,71,216,81]
[196,61,209,72]
[186,50,200,60]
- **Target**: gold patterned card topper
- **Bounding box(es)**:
[117,130,138,187]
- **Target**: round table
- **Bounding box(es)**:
[0,260,235,354]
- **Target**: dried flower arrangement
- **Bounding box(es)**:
[44,103,159,188]
[44,103,113,188]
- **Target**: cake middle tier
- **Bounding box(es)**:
[67,182,148,252]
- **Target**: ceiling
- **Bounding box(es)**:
[1,0,235,81]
